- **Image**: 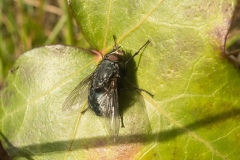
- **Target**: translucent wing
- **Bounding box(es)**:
[62,74,93,112]
[98,80,120,137]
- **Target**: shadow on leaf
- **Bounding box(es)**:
[1,107,240,159]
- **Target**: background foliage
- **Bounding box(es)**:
[0,0,89,88]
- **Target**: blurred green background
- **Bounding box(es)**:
[0,0,239,159]
[0,0,90,89]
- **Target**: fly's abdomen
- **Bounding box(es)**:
[88,88,102,116]
[88,60,120,116]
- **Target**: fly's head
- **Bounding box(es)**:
[104,43,126,64]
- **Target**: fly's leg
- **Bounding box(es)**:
[125,40,150,66]
[122,87,154,97]
[120,112,125,128]
[122,40,152,96]
[113,35,121,50]
[80,101,89,114]
[80,107,89,114]
[119,87,153,129]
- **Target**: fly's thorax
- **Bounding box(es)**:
[91,59,121,90]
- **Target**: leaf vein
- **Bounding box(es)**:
[28,60,95,106]
[103,0,113,50]
[118,0,163,42]
[142,93,225,159]
[105,0,164,51]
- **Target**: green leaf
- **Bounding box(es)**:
[1,0,240,159]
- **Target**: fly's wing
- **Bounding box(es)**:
[62,74,92,112]
[98,79,120,137]
[109,87,120,137]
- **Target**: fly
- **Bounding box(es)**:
[62,37,151,138]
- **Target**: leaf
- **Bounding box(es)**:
[1,0,240,160]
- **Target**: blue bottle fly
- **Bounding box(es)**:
[62,37,151,138]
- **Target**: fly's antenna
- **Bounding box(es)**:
[125,40,150,66]
[113,35,121,51]
[113,35,117,47]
